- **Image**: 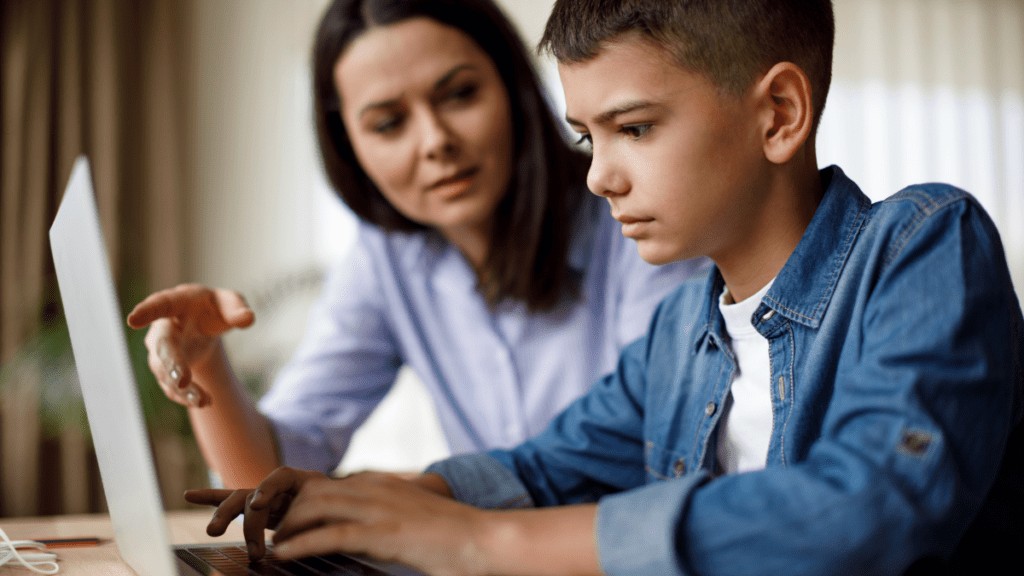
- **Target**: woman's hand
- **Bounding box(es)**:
[127,284,254,407]
[184,466,328,560]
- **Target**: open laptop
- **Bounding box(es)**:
[50,156,422,576]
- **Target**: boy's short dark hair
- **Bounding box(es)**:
[540,0,835,131]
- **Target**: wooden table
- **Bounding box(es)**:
[1,509,244,575]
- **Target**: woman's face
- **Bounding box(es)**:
[336,17,514,255]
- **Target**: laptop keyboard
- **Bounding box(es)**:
[175,544,389,575]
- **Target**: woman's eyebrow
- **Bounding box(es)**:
[433,64,476,90]
[357,64,478,120]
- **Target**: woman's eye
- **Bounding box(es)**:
[622,124,652,140]
[371,116,403,134]
[574,133,593,150]
[444,84,478,104]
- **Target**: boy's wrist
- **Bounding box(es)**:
[469,509,524,576]
[410,472,454,498]
[462,506,602,576]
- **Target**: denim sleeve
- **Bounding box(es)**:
[425,453,535,509]
[488,336,653,506]
[676,191,1023,575]
[596,473,709,576]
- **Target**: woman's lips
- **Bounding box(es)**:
[428,168,478,200]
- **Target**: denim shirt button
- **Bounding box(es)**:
[705,402,716,416]
[673,458,686,477]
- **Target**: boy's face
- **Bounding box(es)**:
[560,35,767,266]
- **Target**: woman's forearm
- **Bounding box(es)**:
[188,343,281,488]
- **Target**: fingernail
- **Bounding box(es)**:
[170,367,182,385]
[274,542,291,556]
[251,490,263,503]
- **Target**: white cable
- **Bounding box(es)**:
[0,528,59,574]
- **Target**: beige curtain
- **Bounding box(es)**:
[821,0,1024,295]
[1,0,196,516]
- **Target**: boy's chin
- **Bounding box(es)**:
[636,243,688,266]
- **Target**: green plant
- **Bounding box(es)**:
[0,280,193,442]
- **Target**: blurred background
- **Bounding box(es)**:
[1,0,1021,518]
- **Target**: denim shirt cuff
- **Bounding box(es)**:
[597,474,706,576]
[425,453,535,509]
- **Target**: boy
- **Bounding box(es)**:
[192,1,1023,574]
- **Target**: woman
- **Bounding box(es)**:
[127,0,706,488]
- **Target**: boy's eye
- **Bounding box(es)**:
[621,124,652,140]
[574,133,593,150]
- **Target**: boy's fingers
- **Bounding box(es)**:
[270,483,349,543]
[273,525,357,560]
[205,491,252,537]
[249,467,311,509]
[243,492,271,561]
[183,488,235,506]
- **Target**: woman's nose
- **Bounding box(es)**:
[420,110,458,161]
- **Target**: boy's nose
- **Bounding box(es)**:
[586,154,628,197]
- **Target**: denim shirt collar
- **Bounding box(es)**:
[699,166,871,349]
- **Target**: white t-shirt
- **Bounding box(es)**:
[716,279,775,474]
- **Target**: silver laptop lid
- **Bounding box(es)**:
[50,156,178,576]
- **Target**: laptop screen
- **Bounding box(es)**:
[50,156,179,576]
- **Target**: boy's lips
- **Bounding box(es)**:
[614,213,654,238]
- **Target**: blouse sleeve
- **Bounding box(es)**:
[258,226,402,473]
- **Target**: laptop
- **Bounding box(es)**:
[50,156,423,576]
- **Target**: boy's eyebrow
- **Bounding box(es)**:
[357,64,476,119]
[565,99,659,128]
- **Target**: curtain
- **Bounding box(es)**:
[1,0,195,516]
[820,0,1024,295]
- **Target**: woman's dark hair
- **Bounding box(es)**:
[312,0,589,311]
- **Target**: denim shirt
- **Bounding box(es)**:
[427,166,1024,576]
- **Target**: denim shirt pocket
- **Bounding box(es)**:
[645,440,690,481]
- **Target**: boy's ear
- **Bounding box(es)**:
[754,62,813,164]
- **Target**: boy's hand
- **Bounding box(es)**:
[268,470,485,575]
[127,284,254,407]
[184,466,328,561]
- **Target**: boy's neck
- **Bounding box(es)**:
[716,159,824,302]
